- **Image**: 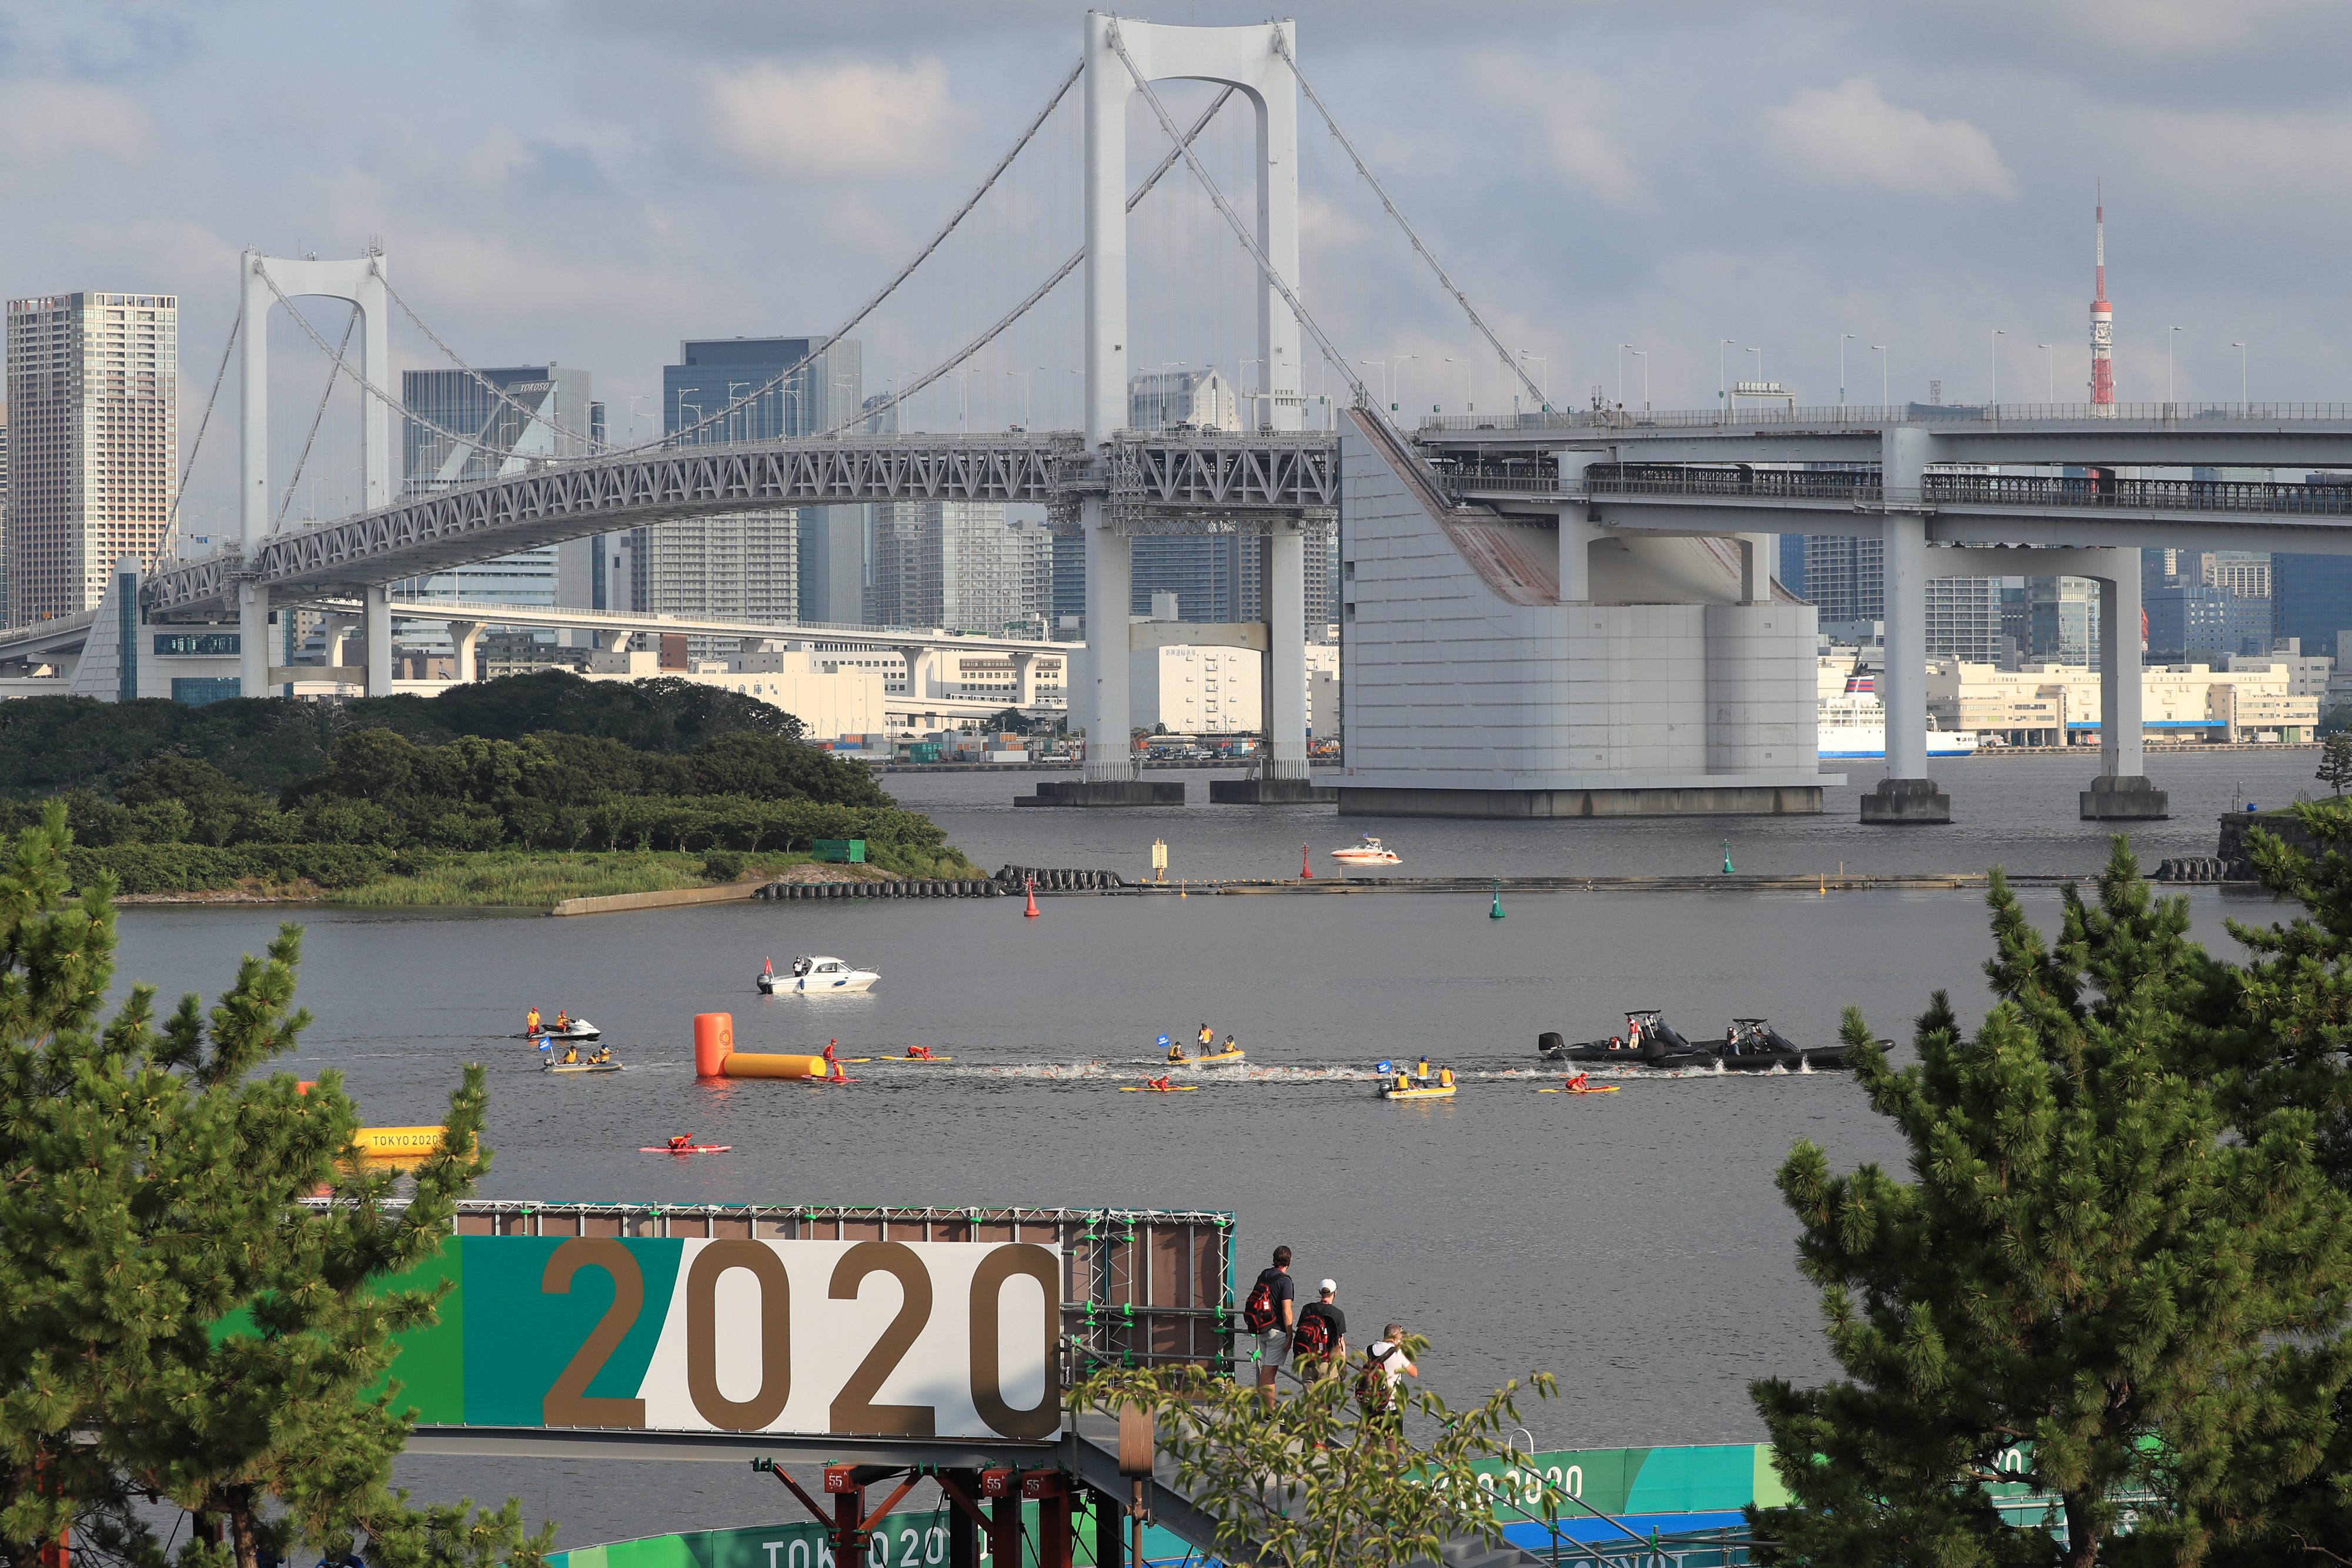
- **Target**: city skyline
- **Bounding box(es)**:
[4,2,2349,536]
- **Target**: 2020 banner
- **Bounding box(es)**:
[378,1237,1061,1440]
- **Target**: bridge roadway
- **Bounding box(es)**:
[1413,400,2352,821]
[136,429,1344,620]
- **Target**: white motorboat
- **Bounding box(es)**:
[760,955,880,995]
[1329,835,1402,867]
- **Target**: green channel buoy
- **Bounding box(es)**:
[1489,879,1506,919]
[1722,839,1735,875]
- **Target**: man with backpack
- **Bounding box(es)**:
[1292,1279,1347,1381]
[1358,1324,1419,1448]
[1241,1245,1297,1408]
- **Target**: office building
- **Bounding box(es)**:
[1128,368,1240,432]
[641,335,862,627]
[4,292,178,621]
[397,365,601,651]
[2270,481,2352,654]
[1050,530,1085,634]
[2027,576,2100,666]
[1923,576,2003,664]
[870,502,1049,634]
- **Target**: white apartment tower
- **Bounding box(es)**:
[4,293,178,621]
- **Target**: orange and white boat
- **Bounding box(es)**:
[1329,835,1401,867]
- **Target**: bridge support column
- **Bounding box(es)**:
[2083,547,2167,820]
[1266,525,1309,781]
[363,585,394,694]
[238,583,270,698]
[1081,514,1137,785]
[1554,452,1603,603]
[447,620,483,683]
[1737,533,1775,603]
[1862,427,1949,823]
[1011,651,1040,710]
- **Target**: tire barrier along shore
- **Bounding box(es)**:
[754,878,1003,900]
[992,865,1128,892]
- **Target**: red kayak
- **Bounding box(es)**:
[640,1144,731,1154]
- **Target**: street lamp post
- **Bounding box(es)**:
[1617,343,1631,408]
[1006,368,1034,429]
[1442,356,1473,413]
[2231,341,2247,405]
[1240,357,1262,428]
[1631,349,1649,412]
[1719,339,1735,424]
[1872,345,1888,409]
[1359,359,1388,409]
[2037,344,2054,403]
[1743,345,1762,406]
[1393,353,1417,416]
[627,394,651,443]
[2168,326,2181,403]
[1839,333,1855,405]
[1518,350,1548,405]
[1988,330,2004,409]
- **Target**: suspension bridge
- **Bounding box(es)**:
[9,14,2352,823]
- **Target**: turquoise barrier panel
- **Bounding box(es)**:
[545,1506,1195,1568]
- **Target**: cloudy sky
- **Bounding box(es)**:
[5,1,2348,519]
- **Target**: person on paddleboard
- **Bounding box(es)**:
[1563,1071,1591,1091]
[904,1045,935,1060]
[667,1134,692,1152]
[1145,1074,1174,1091]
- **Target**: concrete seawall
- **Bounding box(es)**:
[549,884,754,918]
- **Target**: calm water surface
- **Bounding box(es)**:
[105,751,2321,1544]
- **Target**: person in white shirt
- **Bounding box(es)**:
[1359,1323,1419,1443]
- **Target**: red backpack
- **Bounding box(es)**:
[1294,1308,1334,1356]
[1243,1277,1278,1333]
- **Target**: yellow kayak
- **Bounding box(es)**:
[1173,1048,1245,1066]
[1121,1084,1200,1092]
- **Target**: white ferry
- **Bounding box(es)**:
[1816,666,1976,760]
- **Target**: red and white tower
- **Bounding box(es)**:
[2089,185,2115,407]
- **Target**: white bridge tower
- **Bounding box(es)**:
[1081,15,1312,788]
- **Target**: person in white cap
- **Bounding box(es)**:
[1292,1279,1348,1380]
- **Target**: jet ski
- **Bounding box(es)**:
[519,1017,600,1042]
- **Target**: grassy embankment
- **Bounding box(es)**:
[333,847,976,908]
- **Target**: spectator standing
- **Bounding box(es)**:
[1241,1245,1297,1408]
[1293,1279,1348,1381]
[1358,1323,1419,1447]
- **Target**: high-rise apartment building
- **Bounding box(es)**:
[1,400,11,626]
[640,336,861,626]
[870,501,1048,633]
[4,292,177,621]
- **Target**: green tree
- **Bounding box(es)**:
[1076,1350,1554,1568]
[0,804,547,1568]
[1750,843,2352,1568]
[2318,733,2352,796]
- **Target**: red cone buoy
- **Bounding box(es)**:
[1024,876,1040,918]
[1299,844,1314,880]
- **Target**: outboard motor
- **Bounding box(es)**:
[1538,1031,1566,1058]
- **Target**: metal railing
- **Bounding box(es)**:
[1415,401,2352,436]
[1436,463,2352,520]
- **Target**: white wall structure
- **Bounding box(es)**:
[74,558,242,703]
[1337,413,1827,816]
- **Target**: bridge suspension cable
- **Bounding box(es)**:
[1105,22,1370,409]
[279,303,359,524]
[251,263,517,459]
[822,85,1238,439]
[1271,29,1546,412]
[657,54,1086,452]
[165,303,239,560]
[375,266,610,452]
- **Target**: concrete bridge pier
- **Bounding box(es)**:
[2082,547,2168,821]
[448,620,483,683]
[1862,429,1950,824]
[362,586,394,694]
